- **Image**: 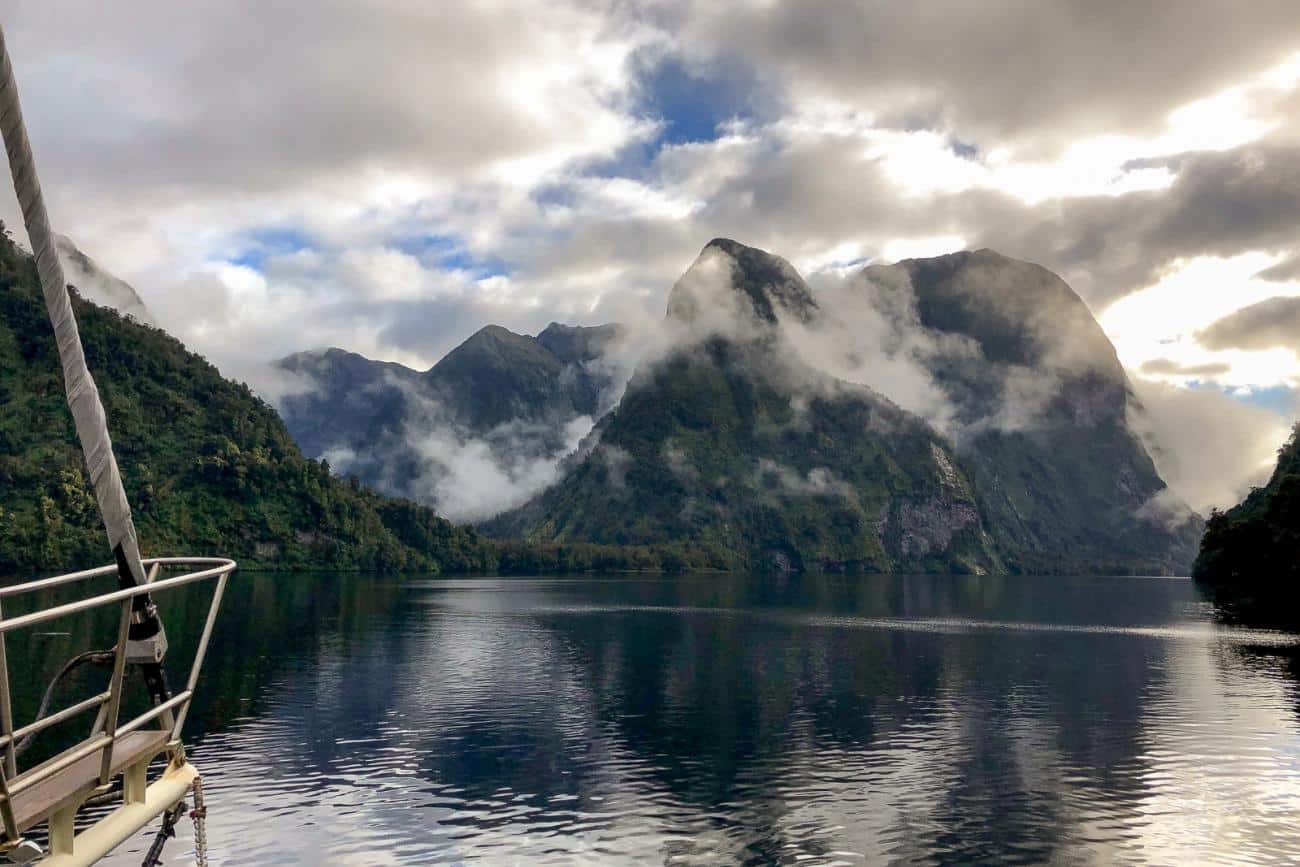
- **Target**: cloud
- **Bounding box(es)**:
[754,459,859,503]
[1129,380,1293,512]
[1258,255,1300,282]
[318,371,597,523]
[1198,296,1300,351]
[663,0,1300,154]
[1,0,1297,518]
[1139,359,1232,378]
[409,414,594,523]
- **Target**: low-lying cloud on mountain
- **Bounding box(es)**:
[6,3,1297,428]
[275,236,1281,522]
[487,239,1200,574]
[8,1,1294,523]
[276,322,627,522]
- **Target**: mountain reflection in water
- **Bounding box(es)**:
[40,572,1299,865]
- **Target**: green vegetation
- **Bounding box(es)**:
[0,227,712,578]
[488,336,1003,574]
[491,240,1202,576]
[0,225,504,575]
[1193,424,1300,624]
[277,322,621,505]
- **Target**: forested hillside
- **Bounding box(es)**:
[0,225,491,575]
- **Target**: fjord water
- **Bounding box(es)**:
[72,572,1300,865]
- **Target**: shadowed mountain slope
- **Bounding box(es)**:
[489,240,1201,574]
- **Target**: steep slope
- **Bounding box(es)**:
[54,235,154,324]
[0,226,490,575]
[1193,424,1300,623]
[493,240,1199,575]
[277,322,622,517]
[277,347,422,463]
[860,250,1203,573]
[490,240,1004,573]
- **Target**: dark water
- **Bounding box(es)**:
[19,572,1300,865]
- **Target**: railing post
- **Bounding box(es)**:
[0,597,17,779]
[0,596,19,845]
[48,804,75,855]
[0,767,17,845]
[123,760,147,805]
[170,571,230,744]
[96,598,133,785]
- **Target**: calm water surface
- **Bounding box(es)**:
[36,572,1300,864]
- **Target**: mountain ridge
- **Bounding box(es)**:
[276,321,623,520]
[489,239,1201,574]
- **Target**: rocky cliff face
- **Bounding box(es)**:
[488,240,1006,573]
[490,240,1201,574]
[859,249,1203,573]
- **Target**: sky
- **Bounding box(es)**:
[2,1,1299,510]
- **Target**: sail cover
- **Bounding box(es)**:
[0,25,148,587]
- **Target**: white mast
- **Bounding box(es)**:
[0,26,151,590]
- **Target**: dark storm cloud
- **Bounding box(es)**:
[1258,256,1300,282]
[1198,296,1300,351]
[667,0,1300,153]
[960,142,1300,306]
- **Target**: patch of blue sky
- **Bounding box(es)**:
[1226,384,1299,416]
[228,226,312,270]
[586,55,762,182]
[949,137,980,159]
[1182,380,1298,416]
[640,57,755,147]
[391,231,512,279]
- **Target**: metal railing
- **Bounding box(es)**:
[0,557,235,843]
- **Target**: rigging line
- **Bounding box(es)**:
[0,24,148,589]
[0,25,171,683]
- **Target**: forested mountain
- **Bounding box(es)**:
[1194,424,1300,623]
[278,322,622,515]
[488,240,1201,575]
[0,226,489,575]
[3,218,1204,578]
[860,249,1203,572]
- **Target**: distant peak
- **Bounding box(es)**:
[53,234,154,324]
[669,238,817,326]
[470,324,518,340]
[703,237,748,255]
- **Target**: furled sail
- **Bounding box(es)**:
[0,25,148,589]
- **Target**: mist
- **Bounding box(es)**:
[1129,380,1293,513]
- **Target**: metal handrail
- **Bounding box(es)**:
[0,559,235,634]
[0,692,111,749]
[0,557,234,839]
[0,557,235,600]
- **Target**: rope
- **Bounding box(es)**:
[13,648,115,756]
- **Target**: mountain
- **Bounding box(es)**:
[489,239,1005,573]
[0,224,491,575]
[1193,424,1300,624]
[488,239,1201,574]
[54,235,154,324]
[277,321,622,519]
[859,249,1203,573]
